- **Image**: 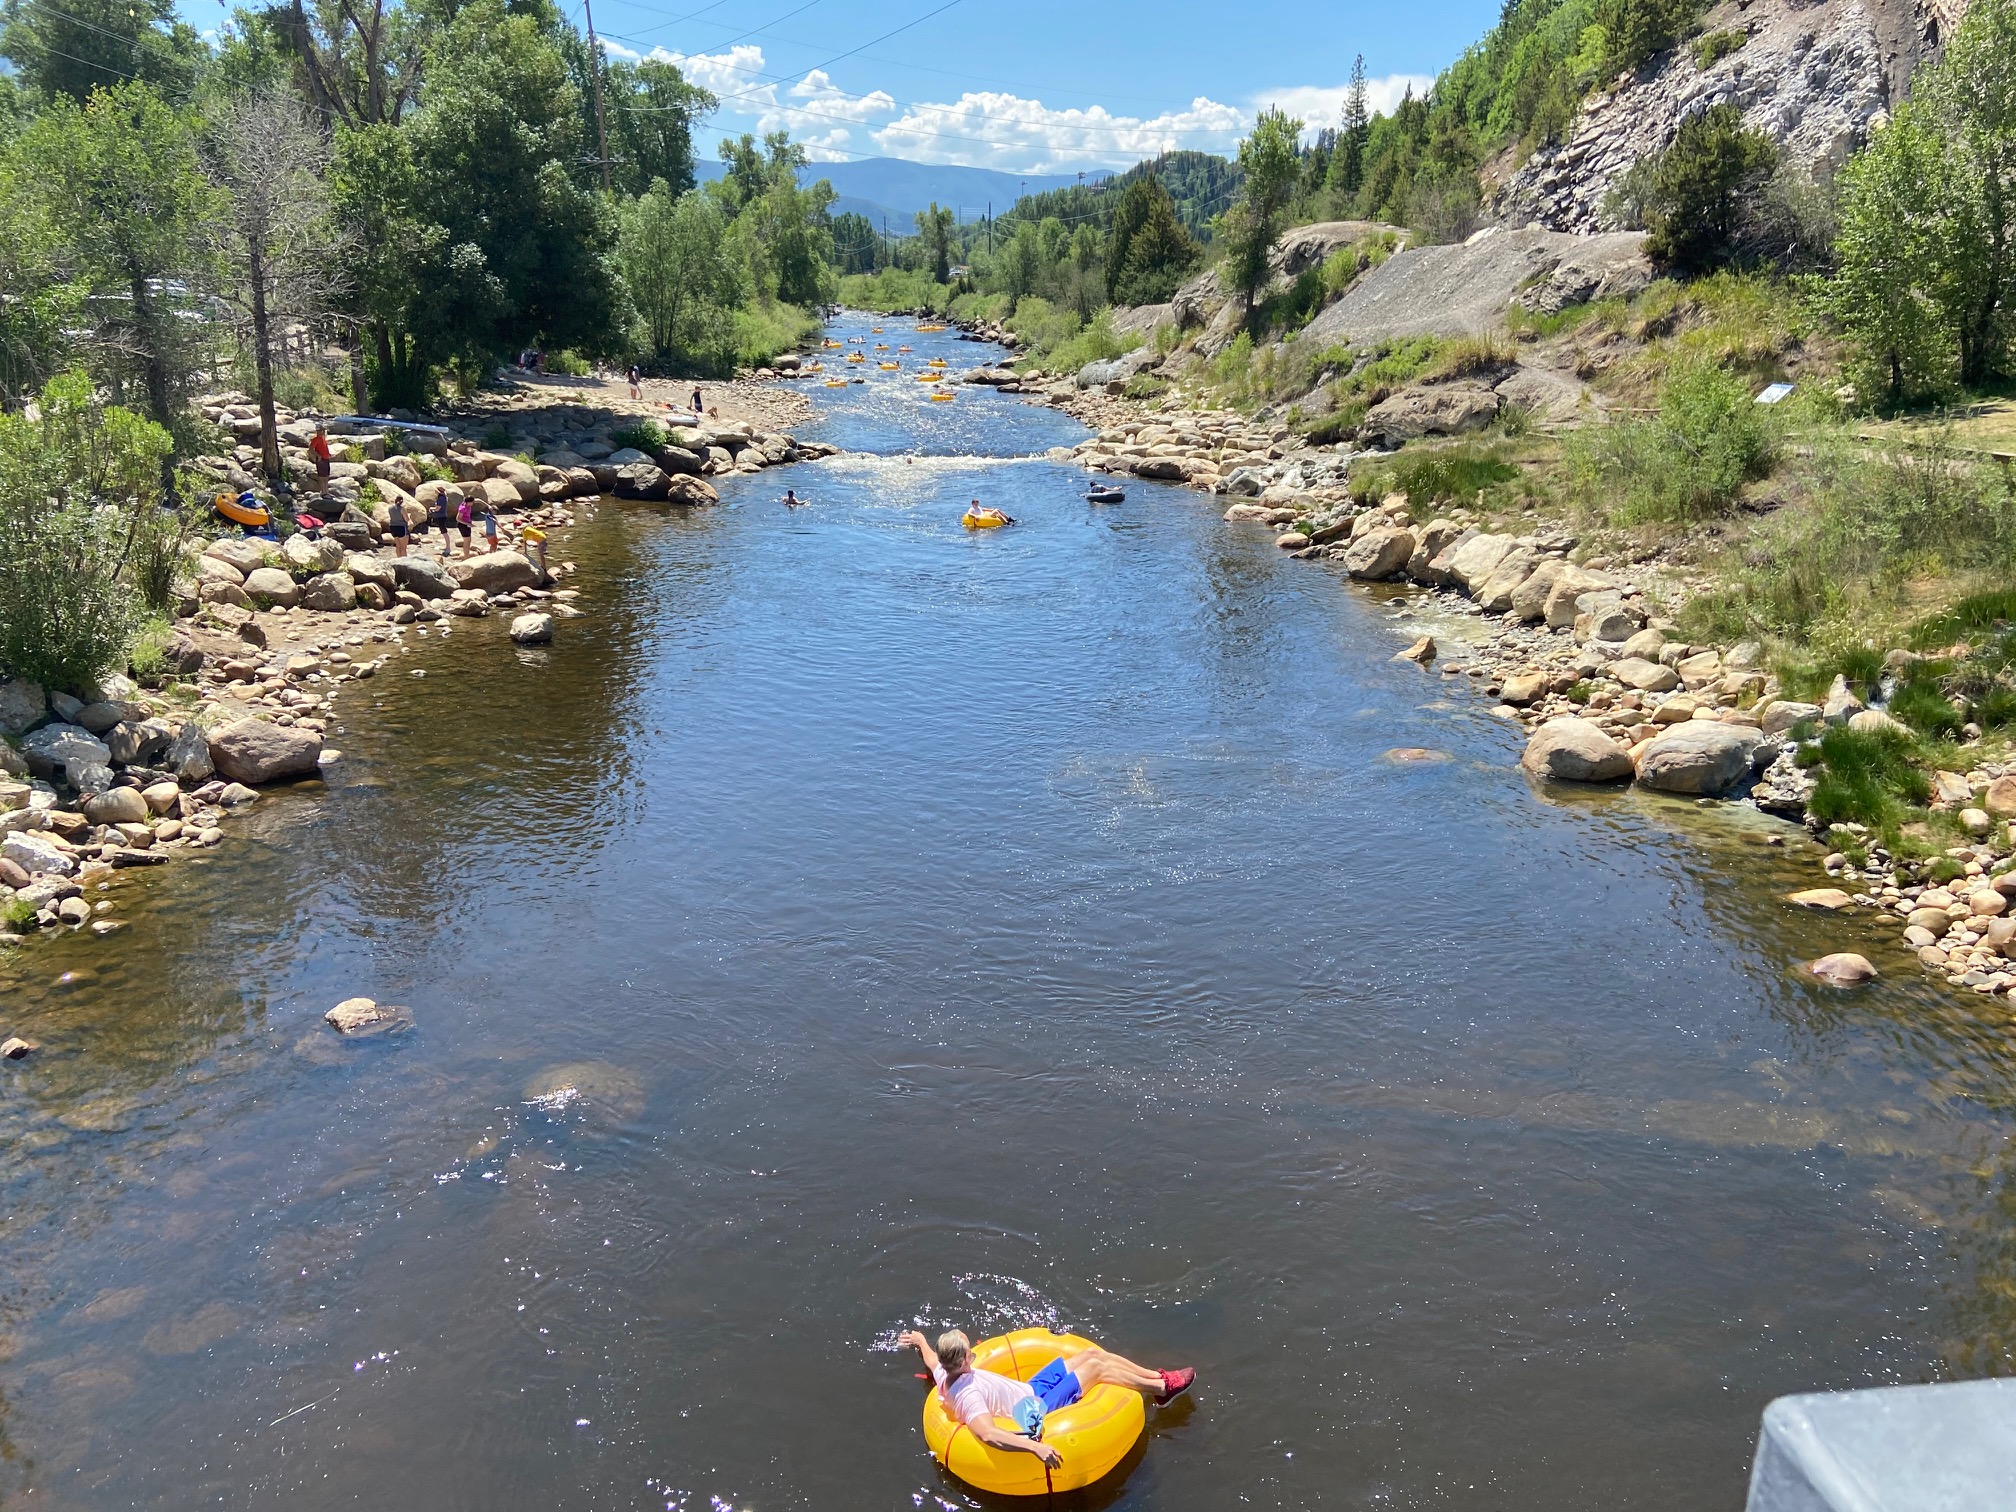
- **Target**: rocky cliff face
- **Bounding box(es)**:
[1488,0,1962,232]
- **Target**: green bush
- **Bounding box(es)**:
[544,350,593,377]
[613,419,668,453]
[1040,310,1140,375]
[0,370,182,692]
[1691,28,1748,67]
[1566,360,1775,522]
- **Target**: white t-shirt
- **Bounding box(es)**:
[934,1364,1036,1428]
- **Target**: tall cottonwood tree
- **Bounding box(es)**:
[205,89,346,475]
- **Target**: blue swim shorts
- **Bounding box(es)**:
[1028,1357,1083,1412]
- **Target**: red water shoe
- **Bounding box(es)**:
[1154,1368,1195,1405]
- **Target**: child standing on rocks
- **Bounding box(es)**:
[479,498,499,554]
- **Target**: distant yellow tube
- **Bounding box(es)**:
[922,1330,1144,1494]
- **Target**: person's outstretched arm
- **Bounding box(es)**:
[898,1330,941,1375]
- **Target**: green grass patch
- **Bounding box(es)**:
[2,897,37,931]
[1888,676,1965,737]
[1805,725,1932,828]
[1354,440,1522,512]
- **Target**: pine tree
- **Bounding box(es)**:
[1326,55,1371,204]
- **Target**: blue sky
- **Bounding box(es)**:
[188,0,1505,171]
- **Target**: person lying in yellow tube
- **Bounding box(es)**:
[899,1328,1193,1467]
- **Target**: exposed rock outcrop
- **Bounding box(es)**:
[1302,229,1654,346]
[1488,0,1958,233]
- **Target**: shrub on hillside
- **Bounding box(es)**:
[1566,360,1774,521]
[0,370,186,691]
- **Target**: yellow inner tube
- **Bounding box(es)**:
[923,1330,1144,1495]
[962,508,1009,528]
[824,379,849,387]
[215,493,270,527]
[879,362,901,370]
[930,392,955,401]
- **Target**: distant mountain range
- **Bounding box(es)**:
[695,156,1114,230]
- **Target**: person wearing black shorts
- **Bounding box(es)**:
[386,499,410,557]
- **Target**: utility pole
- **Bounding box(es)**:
[583,0,612,193]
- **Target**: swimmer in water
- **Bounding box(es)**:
[782,489,805,508]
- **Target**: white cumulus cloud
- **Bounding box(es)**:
[871,91,1247,172]
[1252,75,1436,136]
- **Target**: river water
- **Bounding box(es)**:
[3,313,2014,1511]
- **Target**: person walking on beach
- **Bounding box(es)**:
[898,1330,1192,1469]
[627,364,642,401]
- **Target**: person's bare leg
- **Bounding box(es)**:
[1066,1348,1163,1394]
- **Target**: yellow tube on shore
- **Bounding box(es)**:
[921,1330,1144,1495]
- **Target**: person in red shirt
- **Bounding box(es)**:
[309,424,333,484]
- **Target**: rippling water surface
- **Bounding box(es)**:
[4,314,2015,1511]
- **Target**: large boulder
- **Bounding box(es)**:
[1541,566,1615,628]
[1508,557,1570,621]
[299,571,358,612]
[1633,723,1761,795]
[0,678,46,736]
[1443,533,1517,593]
[344,554,398,592]
[204,537,272,575]
[1612,656,1680,692]
[166,721,213,783]
[388,556,456,600]
[2,829,74,877]
[206,718,323,785]
[243,566,301,608]
[492,458,541,504]
[510,612,554,645]
[1472,546,1544,613]
[105,718,170,766]
[198,554,246,587]
[282,532,345,574]
[1339,526,1416,581]
[1358,384,1501,448]
[666,474,720,506]
[613,462,672,500]
[1522,718,1633,782]
[19,722,109,779]
[450,551,540,594]
[82,785,149,825]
